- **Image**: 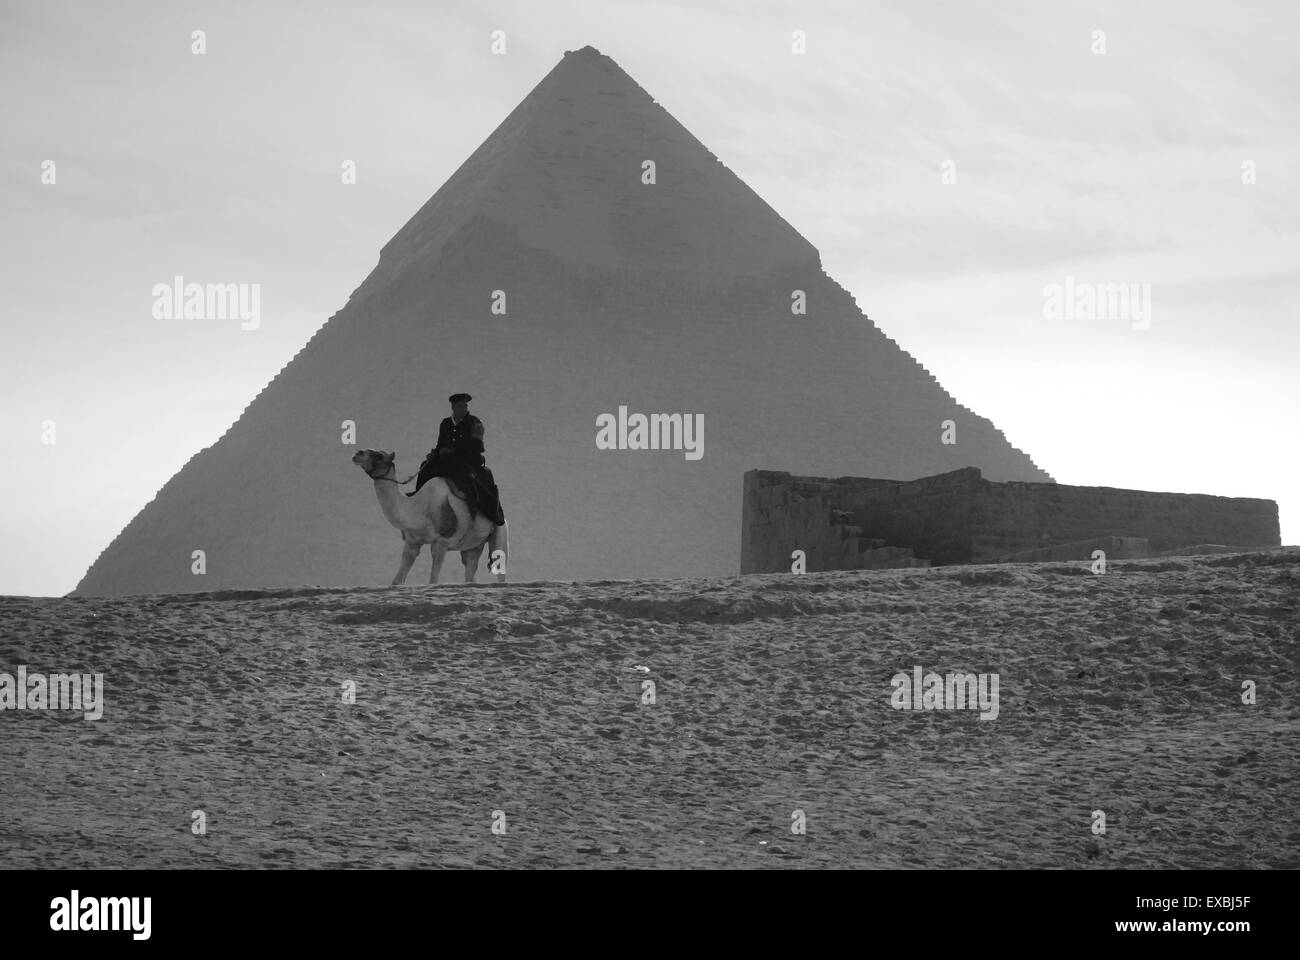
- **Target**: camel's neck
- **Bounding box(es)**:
[370,472,410,528]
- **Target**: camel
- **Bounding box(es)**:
[351,449,508,585]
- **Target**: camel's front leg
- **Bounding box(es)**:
[460,543,485,583]
[392,541,421,585]
[428,542,448,584]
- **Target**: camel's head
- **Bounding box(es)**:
[351,448,395,478]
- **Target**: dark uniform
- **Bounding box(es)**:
[430,412,487,475]
[409,401,505,524]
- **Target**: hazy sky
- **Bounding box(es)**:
[2,0,1297,596]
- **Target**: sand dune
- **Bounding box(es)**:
[3,550,1297,868]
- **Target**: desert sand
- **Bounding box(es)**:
[3,550,1297,869]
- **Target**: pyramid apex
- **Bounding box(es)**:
[564,45,604,57]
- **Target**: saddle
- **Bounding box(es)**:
[406,456,503,524]
[444,472,504,525]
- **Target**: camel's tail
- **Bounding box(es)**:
[488,521,509,583]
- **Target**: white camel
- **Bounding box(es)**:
[352,449,508,585]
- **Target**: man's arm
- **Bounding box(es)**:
[432,418,452,458]
[455,418,486,458]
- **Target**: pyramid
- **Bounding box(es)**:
[72,46,1051,597]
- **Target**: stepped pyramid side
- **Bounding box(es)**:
[72,47,1050,597]
[357,45,821,299]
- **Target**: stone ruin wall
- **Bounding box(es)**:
[741,470,964,573]
[742,468,1280,573]
[969,479,1280,560]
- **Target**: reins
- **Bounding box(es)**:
[368,468,416,485]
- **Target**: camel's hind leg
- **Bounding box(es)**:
[460,542,485,583]
[488,522,508,583]
[392,541,421,586]
[428,543,449,584]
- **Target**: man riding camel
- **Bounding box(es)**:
[407,393,506,526]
